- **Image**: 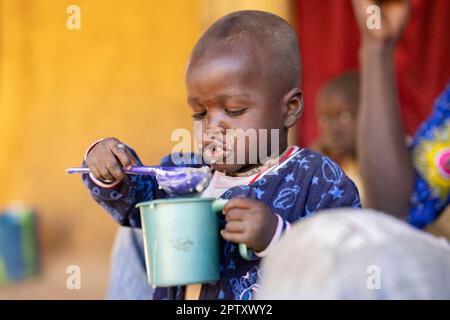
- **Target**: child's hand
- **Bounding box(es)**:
[352,0,410,47]
[85,137,139,182]
[221,198,278,253]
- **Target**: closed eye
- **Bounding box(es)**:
[225,108,247,117]
[191,111,207,119]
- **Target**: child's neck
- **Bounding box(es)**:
[228,145,291,177]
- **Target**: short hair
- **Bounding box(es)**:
[188,10,301,97]
[318,71,360,108]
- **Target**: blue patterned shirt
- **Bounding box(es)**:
[82,147,360,300]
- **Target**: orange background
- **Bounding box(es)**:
[0,0,291,299]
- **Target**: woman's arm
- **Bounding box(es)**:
[352,0,414,219]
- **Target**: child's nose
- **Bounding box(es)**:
[206,111,227,131]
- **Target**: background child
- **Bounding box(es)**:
[312,71,360,164]
[311,71,365,204]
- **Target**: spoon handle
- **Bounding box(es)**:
[66,167,92,174]
[66,166,180,176]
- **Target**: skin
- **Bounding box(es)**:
[352,0,414,219]
[85,45,302,252]
[316,92,358,162]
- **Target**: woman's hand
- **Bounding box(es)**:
[352,0,410,47]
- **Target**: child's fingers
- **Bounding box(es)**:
[85,160,102,180]
[224,208,246,221]
[98,164,116,181]
[110,143,138,170]
[90,164,102,180]
[101,152,126,181]
[224,221,246,233]
[224,197,254,212]
[220,229,246,244]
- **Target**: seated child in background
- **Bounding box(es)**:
[311,71,365,204]
[81,10,360,300]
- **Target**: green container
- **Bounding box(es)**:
[19,210,38,278]
[0,259,6,284]
[137,197,251,288]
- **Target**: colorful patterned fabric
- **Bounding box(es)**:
[82,147,360,299]
[409,83,450,228]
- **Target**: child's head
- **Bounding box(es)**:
[185,10,302,173]
[316,71,360,160]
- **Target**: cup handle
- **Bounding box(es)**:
[211,198,228,212]
[238,243,253,261]
[212,199,253,261]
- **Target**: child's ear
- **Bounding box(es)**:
[282,88,303,128]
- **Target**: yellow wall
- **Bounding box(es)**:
[0,0,291,298]
[0,0,205,251]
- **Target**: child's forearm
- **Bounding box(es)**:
[82,144,160,227]
[357,42,414,219]
[82,165,158,227]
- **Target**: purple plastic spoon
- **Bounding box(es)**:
[66,166,211,195]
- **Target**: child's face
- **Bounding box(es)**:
[316,92,357,159]
[186,50,286,173]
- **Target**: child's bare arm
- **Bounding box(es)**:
[352,0,414,219]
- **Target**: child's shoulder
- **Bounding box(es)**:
[264,146,359,198]
[291,147,330,162]
[244,147,361,215]
[281,146,346,181]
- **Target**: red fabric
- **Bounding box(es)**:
[294,0,450,146]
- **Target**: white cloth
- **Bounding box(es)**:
[256,209,450,299]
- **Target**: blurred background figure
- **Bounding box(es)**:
[311,71,365,203]
[256,209,450,299]
[295,0,449,147]
[311,0,449,240]
[352,0,450,237]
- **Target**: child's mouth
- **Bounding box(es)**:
[202,141,232,164]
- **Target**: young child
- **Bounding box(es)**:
[311,71,365,203]
[313,71,360,164]
[81,10,361,300]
